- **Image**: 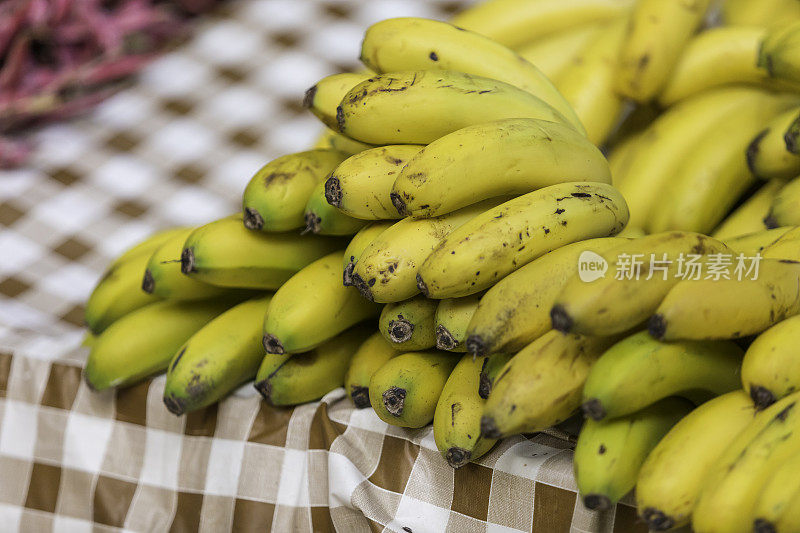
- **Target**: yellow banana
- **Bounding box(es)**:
[581,331,743,421]
[721,0,800,28]
[607,131,643,187]
[766,174,800,227]
[369,350,460,428]
[81,332,95,348]
[344,332,402,408]
[342,221,393,287]
[615,0,713,102]
[712,179,785,240]
[518,22,603,81]
[391,118,610,218]
[551,231,729,336]
[303,180,368,236]
[434,293,483,352]
[379,295,437,351]
[763,225,800,259]
[324,144,423,220]
[360,17,583,133]
[747,107,800,180]
[262,251,380,355]
[786,112,800,154]
[304,72,373,129]
[636,391,756,531]
[162,296,272,415]
[770,486,800,533]
[752,448,800,532]
[759,20,800,84]
[417,182,629,299]
[477,352,514,399]
[181,214,345,289]
[433,354,496,468]
[336,70,576,145]
[722,227,792,255]
[649,258,800,341]
[255,325,371,407]
[574,397,693,511]
[742,314,800,409]
[312,127,373,155]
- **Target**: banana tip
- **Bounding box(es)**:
[351,273,374,301]
[335,105,345,132]
[763,213,779,229]
[350,386,371,409]
[648,314,667,340]
[583,494,612,512]
[382,386,406,416]
[754,518,778,533]
[243,207,264,230]
[745,129,768,176]
[784,129,799,154]
[478,373,492,400]
[302,212,321,235]
[416,273,429,297]
[581,399,606,421]
[254,379,271,401]
[388,318,414,343]
[343,262,355,286]
[480,415,501,439]
[435,325,458,351]
[641,508,675,531]
[324,176,342,207]
[465,335,486,357]
[549,304,572,333]
[445,447,471,469]
[163,394,185,416]
[302,84,317,109]
[180,247,195,274]
[750,385,777,410]
[390,192,408,216]
[141,269,155,294]
[263,334,285,355]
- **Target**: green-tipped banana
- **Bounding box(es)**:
[181,214,345,289]
[636,391,756,532]
[766,174,800,228]
[360,17,583,133]
[85,298,234,391]
[721,227,792,256]
[255,325,371,406]
[391,118,610,218]
[263,251,380,355]
[759,20,800,84]
[433,354,497,468]
[344,332,402,408]
[465,237,625,357]
[303,180,368,236]
[477,352,514,399]
[763,226,800,260]
[369,350,459,428]
[336,70,576,145]
[313,127,373,155]
[574,397,693,511]
[434,293,483,352]
[303,72,373,129]
[417,182,629,298]
[242,149,348,232]
[742,314,800,410]
[752,450,800,533]
[480,331,619,438]
[379,295,438,351]
[581,331,743,421]
[712,179,784,240]
[342,222,393,286]
[747,107,800,180]
[518,22,603,81]
[324,144,423,220]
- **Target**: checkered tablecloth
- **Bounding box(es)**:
[0,1,648,531]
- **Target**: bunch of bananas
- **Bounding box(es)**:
[81,0,800,529]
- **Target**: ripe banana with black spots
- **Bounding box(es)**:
[417,182,629,299]
[752,451,800,533]
[465,237,625,357]
[313,127,373,155]
[369,350,459,428]
[518,22,602,81]
[759,21,800,85]
[163,296,272,415]
[255,325,371,407]
[649,258,800,341]
[84,298,234,391]
[480,331,620,438]
[477,352,514,399]
[181,214,345,289]
[391,118,610,218]
[262,252,380,355]
[303,180,368,236]
[324,144,423,221]
[747,107,800,180]
[434,293,483,352]
[742,314,800,409]
[574,397,693,511]
[379,295,437,351]
[336,71,577,145]
[433,354,496,468]
[360,17,583,133]
[636,391,756,531]
[581,331,743,421]
[722,227,792,256]
[551,231,729,336]
[304,72,372,130]
[765,174,800,228]
[712,179,784,240]
[763,225,800,260]
[344,332,402,408]
[342,222,393,287]
[615,0,712,102]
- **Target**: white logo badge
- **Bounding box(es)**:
[578,251,608,282]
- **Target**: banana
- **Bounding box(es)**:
[465,237,626,357]
[759,21,800,85]
[574,397,693,511]
[636,391,756,532]
[110,226,188,270]
[722,227,792,256]
[335,70,577,145]
[607,131,643,187]
[379,295,438,351]
[712,179,785,240]
[763,226,800,260]
[303,72,373,130]
[434,293,483,352]
[747,107,800,180]
[742,314,800,409]
[312,127,373,155]
[242,149,349,232]
[555,16,627,146]
[451,0,632,50]
[303,180,368,236]
[255,325,371,406]
[551,231,730,336]
[360,17,583,133]
[417,182,629,299]
[480,331,620,438]
[262,251,380,354]
[162,296,272,415]
[81,332,95,348]
[324,144,423,220]
[477,352,514,399]
[342,221,393,286]
[752,451,800,532]
[518,22,603,81]
[369,350,460,428]
[84,298,234,391]
[649,258,800,341]
[344,332,402,408]
[766,174,800,227]
[771,487,800,533]
[181,214,345,289]
[615,0,712,102]
[581,331,743,421]
[142,227,231,300]
[786,112,800,154]
[352,198,507,303]
[648,92,800,234]
[692,391,800,533]
[721,0,800,28]
[433,354,496,468]
[391,118,610,218]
